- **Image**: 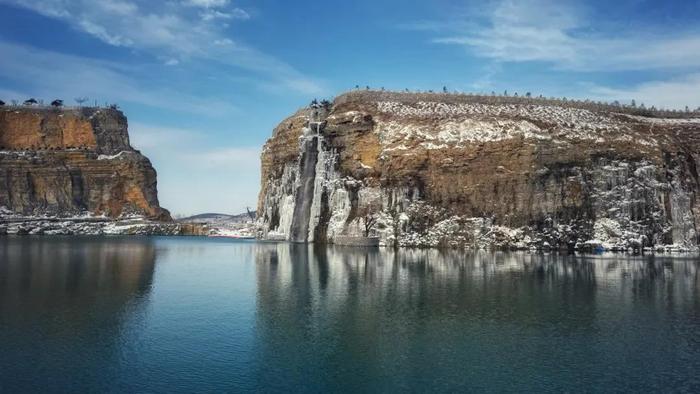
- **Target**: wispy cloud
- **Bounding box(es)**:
[589,74,700,110]
[427,0,700,72]
[0,40,237,115]
[130,122,261,216]
[185,0,230,8]
[200,8,249,21]
[0,0,323,95]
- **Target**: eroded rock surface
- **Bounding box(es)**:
[258,91,700,250]
[0,106,170,224]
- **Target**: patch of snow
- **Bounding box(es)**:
[374,101,659,150]
[97,151,127,160]
[623,115,700,124]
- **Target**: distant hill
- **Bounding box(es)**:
[177,211,255,224]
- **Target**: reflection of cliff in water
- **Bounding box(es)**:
[254,245,700,321]
[252,244,700,390]
[0,237,156,316]
[0,236,157,391]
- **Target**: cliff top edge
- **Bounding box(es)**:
[332,90,699,120]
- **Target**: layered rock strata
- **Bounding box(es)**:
[258,91,700,250]
[0,106,173,233]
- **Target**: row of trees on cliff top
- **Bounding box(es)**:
[348,86,700,119]
[0,97,119,109]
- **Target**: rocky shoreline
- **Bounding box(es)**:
[0,215,208,236]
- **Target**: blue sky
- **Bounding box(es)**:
[1,0,699,216]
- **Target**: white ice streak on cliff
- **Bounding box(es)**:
[307,134,336,242]
[260,163,298,239]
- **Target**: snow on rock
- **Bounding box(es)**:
[257,92,700,251]
[97,151,128,160]
[374,101,659,149]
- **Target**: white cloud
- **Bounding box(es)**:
[185,0,229,8]
[186,147,261,168]
[200,8,249,21]
[431,0,700,72]
[0,0,324,95]
[98,0,138,15]
[129,122,261,216]
[589,74,700,110]
[0,40,237,116]
[129,123,201,150]
[78,19,134,47]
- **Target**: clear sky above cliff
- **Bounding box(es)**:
[1,0,699,215]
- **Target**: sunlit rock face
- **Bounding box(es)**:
[0,107,169,220]
[258,91,700,250]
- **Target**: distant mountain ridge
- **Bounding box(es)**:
[178,212,255,223]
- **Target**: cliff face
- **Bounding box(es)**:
[258,91,700,250]
[0,107,170,220]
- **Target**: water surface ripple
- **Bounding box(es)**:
[1,237,699,392]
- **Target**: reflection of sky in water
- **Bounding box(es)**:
[1,238,699,392]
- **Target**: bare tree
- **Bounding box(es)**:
[362,210,378,237]
[356,201,381,237]
[246,206,256,222]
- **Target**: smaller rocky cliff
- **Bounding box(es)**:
[0,106,172,233]
[258,91,700,251]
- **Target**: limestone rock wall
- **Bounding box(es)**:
[0,107,169,220]
[258,91,700,250]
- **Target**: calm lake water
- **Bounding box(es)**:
[1,236,699,393]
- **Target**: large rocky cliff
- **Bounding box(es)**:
[258,91,700,250]
[0,106,170,222]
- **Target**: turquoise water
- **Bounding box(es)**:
[1,236,699,393]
